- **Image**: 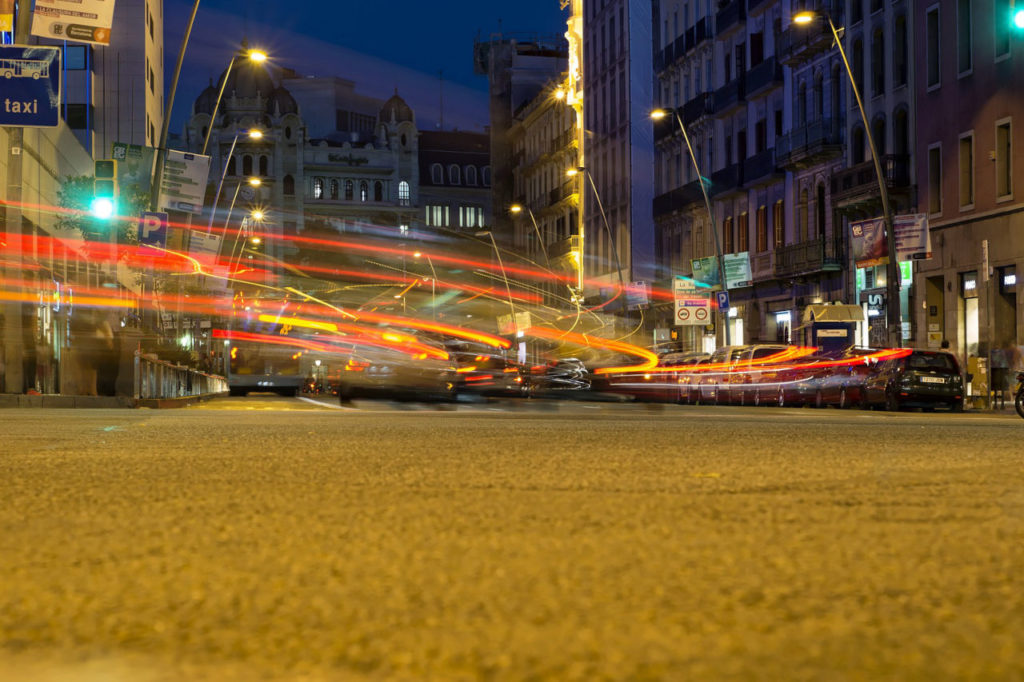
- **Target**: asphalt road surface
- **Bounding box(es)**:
[2,396,1022,681]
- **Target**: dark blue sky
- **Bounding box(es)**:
[165,0,567,136]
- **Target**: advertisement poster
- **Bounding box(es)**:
[0,0,13,32]
[690,256,721,290]
[723,252,752,289]
[894,213,932,262]
[31,0,116,46]
[111,142,155,195]
[158,150,211,215]
[851,217,888,268]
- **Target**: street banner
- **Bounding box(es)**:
[158,150,211,215]
[851,217,888,268]
[723,252,752,288]
[31,0,116,46]
[690,256,721,291]
[112,142,156,195]
[0,0,13,32]
[894,213,932,262]
[0,45,61,127]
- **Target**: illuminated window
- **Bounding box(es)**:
[360,181,368,202]
[345,180,353,200]
[313,177,323,199]
[330,179,338,200]
[756,205,767,253]
[399,181,410,206]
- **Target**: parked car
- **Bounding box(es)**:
[604,351,707,402]
[337,347,457,403]
[861,349,966,411]
[720,344,795,405]
[816,347,882,408]
[451,351,529,398]
[527,358,592,396]
[691,346,748,405]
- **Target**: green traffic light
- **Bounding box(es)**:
[90,197,116,219]
[1015,9,1024,28]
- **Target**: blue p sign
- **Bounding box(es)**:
[716,291,730,311]
[138,212,168,250]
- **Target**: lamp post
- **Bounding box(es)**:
[207,128,263,234]
[223,178,261,270]
[794,10,901,348]
[200,47,268,156]
[413,251,438,320]
[651,108,731,346]
[509,204,550,264]
[475,230,517,333]
[567,166,628,317]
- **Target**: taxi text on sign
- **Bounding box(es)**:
[0,46,61,127]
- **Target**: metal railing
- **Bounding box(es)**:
[133,352,229,400]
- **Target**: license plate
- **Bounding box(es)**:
[920,376,945,384]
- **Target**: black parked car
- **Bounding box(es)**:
[861,350,966,411]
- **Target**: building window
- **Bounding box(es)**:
[425,205,449,227]
[852,39,865,99]
[360,181,368,202]
[259,155,268,176]
[242,155,253,176]
[65,103,88,129]
[995,0,1011,58]
[482,166,491,186]
[374,181,383,202]
[345,180,354,201]
[799,189,809,241]
[431,164,443,184]
[313,178,324,199]
[466,166,477,186]
[64,45,87,70]
[773,200,784,249]
[227,156,236,176]
[927,144,942,214]
[756,205,767,252]
[894,16,908,87]
[330,179,338,200]
[398,180,410,206]
[723,216,734,254]
[927,7,941,89]
[871,29,885,97]
[738,212,749,252]
[283,175,295,195]
[448,164,461,185]
[959,133,974,208]
[958,0,973,75]
[852,126,866,164]
[996,119,1012,199]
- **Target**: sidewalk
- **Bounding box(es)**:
[0,393,225,409]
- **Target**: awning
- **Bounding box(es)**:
[802,303,864,324]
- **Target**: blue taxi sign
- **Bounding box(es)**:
[0,45,61,127]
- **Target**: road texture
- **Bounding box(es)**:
[1,396,1022,681]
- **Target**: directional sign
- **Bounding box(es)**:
[137,212,168,250]
[716,290,731,312]
[0,46,61,127]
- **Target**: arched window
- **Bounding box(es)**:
[242,155,253,176]
[285,126,292,140]
[345,180,354,201]
[330,179,339,200]
[482,166,491,186]
[830,64,842,134]
[465,166,478,185]
[872,114,886,157]
[723,216,734,253]
[313,177,324,199]
[815,183,826,240]
[852,126,866,164]
[374,181,383,201]
[798,81,808,127]
[773,199,785,249]
[852,40,865,99]
[799,188,809,242]
[359,181,368,202]
[448,164,461,185]
[227,156,236,176]
[259,155,268,176]
[431,163,443,184]
[894,108,909,156]
[283,175,295,195]
[398,181,410,206]
[813,72,824,122]
[871,29,885,97]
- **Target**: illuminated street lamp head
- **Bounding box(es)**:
[250,210,265,221]
[247,49,268,63]
[509,204,523,214]
[250,236,262,245]
[248,177,261,186]
[413,251,422,258]
[553,88,565,100]
[566,168,580,178]
[793,11,816,24]
[247,129,263,140]
[650,108,669,120]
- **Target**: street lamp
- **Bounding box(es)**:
[509,204,550,264]
[793,10,901,348]
[651,107,731,346]
[474,230,517,332]
[566,166,627,317]
[207,128,263,234]
[201,47,269,156]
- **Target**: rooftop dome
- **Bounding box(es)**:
[193,80,218,116]
[268,86,298,116]
[380,89,414,124]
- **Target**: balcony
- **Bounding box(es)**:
[716,1,746,34]
[694,18,711,46]
[653,180,706,218]
[774,237,841,278]
[682,93,715,126]
[550,235,581,261]
[775,1,843,65]
[775,118,843,170]
[745,57,783,97]
[742,149,780,186]
[710,163,743,196]
[714,75,746,114]
[751,251,774,281]
[549,180,578,206]
[830,154,911,203]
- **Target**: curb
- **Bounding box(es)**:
[0,392,229,409]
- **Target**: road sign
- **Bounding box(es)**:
[0,46,61,128]
[31,0,117,46]
[674,297,710,326]
[157,150,211,215]
[716,291,730,311]
[138,212,168,250]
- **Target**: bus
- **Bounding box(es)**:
[0,58,50,80]
[217,299,304,397]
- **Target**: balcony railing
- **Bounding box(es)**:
[682,92,715,126]
[549,180,578,205]
[745,56,783,96]
[710,163,742,195]
[716,0,747,33]
[830,154,911,200]
[775,118,843,169]
[653,180,706,218]
[751,251,774,281]
[695,18,710,46]
[714,75,746,113]
[742,149,779,185]
[774,236,841,278]
[550,235,581,261]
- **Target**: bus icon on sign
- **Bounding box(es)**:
[0,58,50,80]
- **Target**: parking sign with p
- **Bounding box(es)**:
[138,211,168,251]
